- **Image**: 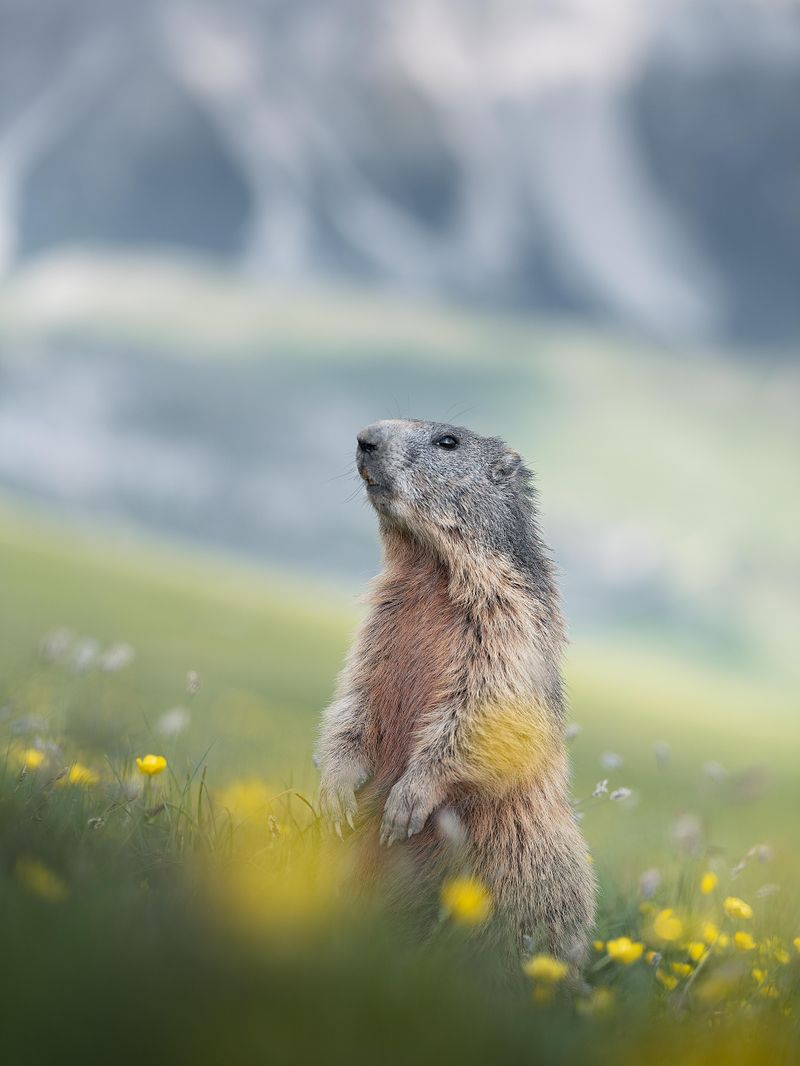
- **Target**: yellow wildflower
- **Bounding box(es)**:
[440,877,492,926]
[645,950,659,964]
[532,985,554,1005]
[656,969,678,991]
[653,908,684,942]
[523,954,569,982]
[20,748,44,770]
[606,937,644,965]
[687,941,707,962]
[774,947,790,965]
[593,940,605,952]
[700,871,718,895]
[15,856,68,902]
[67,763,99,787]
[136,754,167,776]
[734,931,756,952]
[752,968,766,984]
[702,921,719,944]
[715,933,731,950]
[671,961,693,978]
[794,937,800,953]
[577,987,615,1017]
[724,896,753,920]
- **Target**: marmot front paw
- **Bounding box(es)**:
[379,773,440,847]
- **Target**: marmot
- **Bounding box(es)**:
[316,419,595,963]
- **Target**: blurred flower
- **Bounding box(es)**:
[671,813,703,855]
[67,763,99,787]
[702,922,720,945]
[749,843,774,864]
[702,761,728,782]
[609,787,632,801]
[639,867,661,899]
[715,933,731,951]
[645,951,661,966]
[70,637,100,673]
[99,642,135,672]
[600,752,623,771]
[156,706,191,737]
[606,937,643,964]
[592,779,608,797]
[564,723,581,742]
[734,932,756,952]
[435,808,467,847]
[655,969,678,991]
[699,871,718,894]
[653,909,684,942]
[19,748,45,770]
[15,856,67,902]
[593,940,605,952]
[217,779,272,823]
[671,962,692,978]
[577,987,614,1017]
[136,754,167,776]
[793,937,800,953]
[653,741,671,769]
[755,883,779,899]
[523,954,569,982]
[724,897,753,920]
[687,942,706,962]
[186,670,200,695]
[40,627,74,662]
[440,877,492,926]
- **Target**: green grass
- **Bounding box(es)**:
[1,505,799,1065]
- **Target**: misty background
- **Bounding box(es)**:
[0,0,798,685]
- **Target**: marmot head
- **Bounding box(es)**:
[356,419,537,562]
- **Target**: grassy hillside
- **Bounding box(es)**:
[1,505,798,1064]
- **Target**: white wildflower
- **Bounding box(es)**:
[156,706,191,737]
[564,723,582,742]
[186,670,200,696]
[592,779,609,798]
[639,867,662,898]
[99,642,135,672]
[600,752,623,771]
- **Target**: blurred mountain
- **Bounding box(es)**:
[1,0,799,343]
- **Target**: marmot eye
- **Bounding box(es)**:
[435,435,459,450]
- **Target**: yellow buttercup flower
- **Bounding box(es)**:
[700,871,718,895]
[577,987,614,1017]
[67,763,99,787]
[793,937,800,953]
[715,933,730,950]
[734,931,756,952]
[752,968,766,984]
[20,748,45,770]
[653,908,684,942]
[15,856,68,902]
[136,754,167,777]
[687,941,706,962]
[702,921,719,945]
[523,954,569,983]
[656,969,678,991]
[724,896,753,920]
[671,961,693,978]
[606,937,644,964]
[440,877,492,926]
[593,939,605,952]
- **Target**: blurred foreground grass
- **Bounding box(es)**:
[1,505,798,1064]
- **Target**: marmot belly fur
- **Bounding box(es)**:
[316,419,595,963]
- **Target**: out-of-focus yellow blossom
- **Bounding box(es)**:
[645,950,659,964]
[687,941,706,962]
[532,985,554,1005]
[20,748,45,770]
[440,877,492,926]
[653,908,683,942]
[763,938,790,965]
[577,987,614,1018]
[724,896,753,920]
[793,937,800,953]
[734,931,756,952]
[593,939,604,952]
[136,754,167,776]
[752,968,766,984]
[702,921,719,944]
[523,954,569,982]
[700,871,718,895]
[656,969,678,991]
[15,856,68,902]
[67,763,99,787]
[671,961,693,978]
[759,984,779,999]
[606,937,644,964]
[638,901,654,915]
[715,933,731,950]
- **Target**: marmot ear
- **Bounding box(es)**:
[489,451,522,483]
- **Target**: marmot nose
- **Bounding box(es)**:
[357,425,384,453]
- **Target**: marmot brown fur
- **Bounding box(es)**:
[316,419,595,964]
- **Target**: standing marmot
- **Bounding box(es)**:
[316,419,595,963]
